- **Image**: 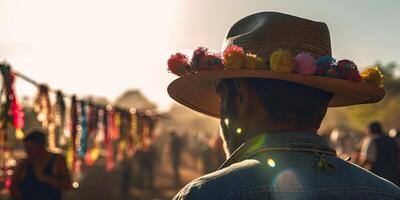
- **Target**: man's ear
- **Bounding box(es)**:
[234,79,249,115]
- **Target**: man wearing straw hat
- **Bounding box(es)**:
[167,12,400,199]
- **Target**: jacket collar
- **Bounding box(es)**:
[219,132,335,169]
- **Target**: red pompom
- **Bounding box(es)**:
[167,53,191,76]
[337,59,361,81]
[223,45,244,56]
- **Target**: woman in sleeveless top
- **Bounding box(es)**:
[18,154,62,200]
[11,131,72,200]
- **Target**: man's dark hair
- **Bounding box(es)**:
[23,130,46,146]
[219,78,333,129]
[368,121,383,134]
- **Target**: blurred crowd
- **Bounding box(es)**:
[122,120,400,194]
[114,121,400,199]
[129,131,226,188]
[324,121,400,186]
[116,129,225,199]
[2,121,400,199]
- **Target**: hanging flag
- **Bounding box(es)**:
[54,90,66,147]
[34,84,57,150]
[0,63,13,135]
[130,112,139,145]
[78,101,88,158]
[33,85,52,127]
[84,105,101,166]
[104,106,114,171]
[68,95,79,173]
[10,72,24,139]
[114,111,121,140]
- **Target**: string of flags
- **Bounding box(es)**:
[0,61,157,178]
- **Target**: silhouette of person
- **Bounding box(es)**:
[360,122,400,186]
[11,130,72,200]
[170,131,182,187]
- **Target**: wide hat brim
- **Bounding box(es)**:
[168,69,385,118]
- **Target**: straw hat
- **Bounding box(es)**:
[167,12,385,118]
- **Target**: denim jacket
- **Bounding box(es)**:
[172,132,400,200]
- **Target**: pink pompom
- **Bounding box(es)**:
[192,47,208,67]
[294,53,317,75]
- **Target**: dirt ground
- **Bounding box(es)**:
[64,149,204,200]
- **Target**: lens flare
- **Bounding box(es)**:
[273,170,301,189]
[224,118,230,126]
[389,129,397,138]
[72,181,79,188]
[236,128,242,134]
[267,158,276,167]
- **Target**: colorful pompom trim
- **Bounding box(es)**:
[167,45,383,87]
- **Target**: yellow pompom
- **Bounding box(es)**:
[244,53,265,69]
[361,66,383,86]
[269,49,294,73]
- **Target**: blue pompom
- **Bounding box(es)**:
[316,55,335,67]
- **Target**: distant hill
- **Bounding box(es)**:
[158,103,219,134]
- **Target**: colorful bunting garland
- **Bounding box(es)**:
[0,62,159,180]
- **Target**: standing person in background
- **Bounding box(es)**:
[200,136,213,174]
[120,151,132,200]
[11,130,71,200]
[170,131,182,187]
[360,122,400,186]
[137,136,155,189]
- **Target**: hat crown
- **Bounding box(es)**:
[223,12,332,59]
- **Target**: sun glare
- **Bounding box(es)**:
[267,158,276,168]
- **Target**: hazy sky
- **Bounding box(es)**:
[1,0,399,111]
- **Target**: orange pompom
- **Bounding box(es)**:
[361,66,383,86]
[223,45,244,69]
